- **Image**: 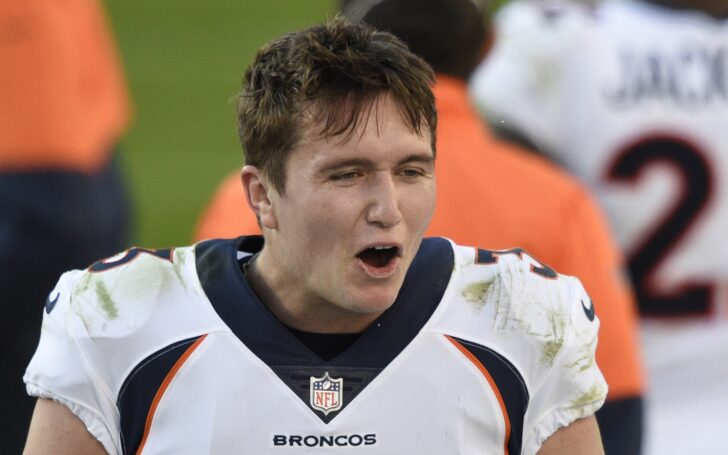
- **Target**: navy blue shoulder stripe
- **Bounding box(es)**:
[448,335,529,455]
[117,335,203,455]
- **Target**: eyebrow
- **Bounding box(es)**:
[398,153,436,166]
[318,153,435,173]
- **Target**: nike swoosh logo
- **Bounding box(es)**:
[581,299,595,322]
[45,292,60,314]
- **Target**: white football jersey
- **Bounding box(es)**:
[25,237,605,455]
[471,1,728,453]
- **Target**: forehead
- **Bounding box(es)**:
[292,94,433,165]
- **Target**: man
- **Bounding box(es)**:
[24,17,605,454]
[471,0,728,453]
[0,1,132,452]
[196,2,643,453]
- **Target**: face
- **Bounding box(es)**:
[248,94,435,333]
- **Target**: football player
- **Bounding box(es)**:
[197,1,644,453]
[24,16,606,454]
[471,0,728,453]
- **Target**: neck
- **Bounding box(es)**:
[246,250,381,333]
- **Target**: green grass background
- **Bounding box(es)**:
[105,1,335,247]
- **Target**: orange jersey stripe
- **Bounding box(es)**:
[446,335,510,455]
[136,334,208,455]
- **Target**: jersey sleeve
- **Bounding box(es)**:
[522,275,608,454]
[24,270,120,455]
[558,186,644,401]
[469,0,577,157]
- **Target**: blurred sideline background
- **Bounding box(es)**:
[106,0,334,247]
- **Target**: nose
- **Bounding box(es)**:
[365,172,402,228]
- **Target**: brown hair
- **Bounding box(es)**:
[236,15,437,194]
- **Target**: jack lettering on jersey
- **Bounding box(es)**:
[606,44,728,107]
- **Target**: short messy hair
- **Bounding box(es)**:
[236,15,437,194]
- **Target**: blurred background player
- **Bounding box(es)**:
[0,0,133,450]
[471,0,728,453]
[196,1,645,453]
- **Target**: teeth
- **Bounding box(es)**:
[374,245,393,250]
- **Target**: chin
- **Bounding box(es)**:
[347,289,400,315]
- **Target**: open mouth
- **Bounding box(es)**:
[357,245,399,269]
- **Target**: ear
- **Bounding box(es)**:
[241,165,278,230]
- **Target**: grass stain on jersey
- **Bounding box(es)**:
[542,340,562,366]
[541,308,567,366]
[462,281,494,311]
[95,280,119,320]
[172,248,188,290]
[570,383,606,410]
[74,273,93,295]
[568,331,598,373]
[70,273,94,332]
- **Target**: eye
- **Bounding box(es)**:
[399,167,427,178]
[330,170,362,182]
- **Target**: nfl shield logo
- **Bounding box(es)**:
[310,372,343,415]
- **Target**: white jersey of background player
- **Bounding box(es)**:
[25,238,605,454]
[471,1,728,453]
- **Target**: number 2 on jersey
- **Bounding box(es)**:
[607,135,714,316]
